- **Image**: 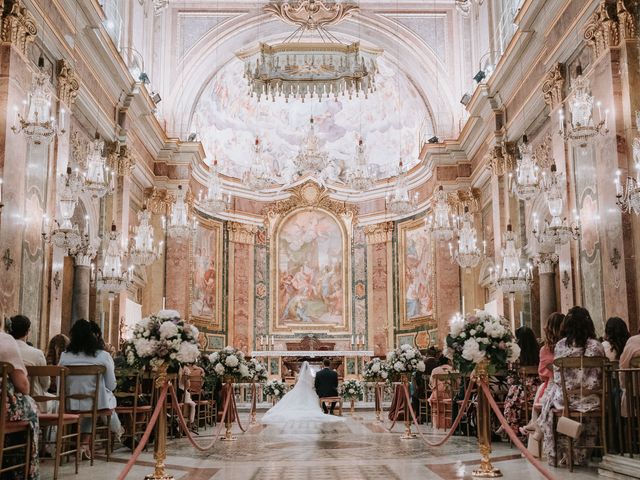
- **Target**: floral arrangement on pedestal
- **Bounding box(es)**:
[386,344,426,381]
[363,358,389,382]
[340,379,364,400]
[247,357,268,383]
[445,311,520,375]
[207,346,250,382]
[264,380,287,400]
[123,310,201,371]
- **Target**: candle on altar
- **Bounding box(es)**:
[162,296,166,310]
[351,335,355,345]
[260,335,264,346]
[271,335,274,346]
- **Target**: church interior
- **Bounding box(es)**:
[2,0,640,478]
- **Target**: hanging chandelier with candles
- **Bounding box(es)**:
[428,186,454,242]
[97,222,132,293]
[386,159,417,216]
[533,164,580,247]
[344,139,375,191]
[200,159,230,214]
[449,206,484,271]
[495,224,532,293]
[129,206,163,266]
[42,167,84,251]
[82,134,115,199]
[615,111,640,215]
[242,138,278,191]
[11,57,64,145]
[511,135,539,201]
[167,185,194,238]
[237,1,381,102]
[559,66,608,148]
[292,117,339,184]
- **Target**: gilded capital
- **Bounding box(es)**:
[583,0,620,58]
[56,60,81,105]
[534,253,559,275]
[364,221,393,244]
[227,222,257,245]
[0,0,37,55]
[541,63,564,110]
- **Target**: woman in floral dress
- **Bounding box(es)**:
[537,306,605,467]
[502,326,540,438]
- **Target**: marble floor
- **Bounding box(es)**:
[39,410,601,480]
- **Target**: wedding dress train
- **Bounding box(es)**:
[261,361,344,424]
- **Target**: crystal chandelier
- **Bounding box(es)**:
[97,222,132,293]
[242,138,277,191]
[129,206,162,266]
[615,111,640,215]
[168,185,194,238]
[559,66,608,147]
[82,134,115,199]
[344,139,375,191]
[386,159,417,216]
[42,167,84,250]
[200,159,229,214]
[294,117,329,177]
[427,186,454,242]
[511,136,539,201]
[237,1,380,102]
[533,164,580,247]
[495,224,532,293]
[11,57,64,145]
[449,206,484,271]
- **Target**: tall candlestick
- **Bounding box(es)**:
[162,296,166,310]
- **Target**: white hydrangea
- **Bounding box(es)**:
[371,363,380,373]
[214,363,225,375]
[176,342,200,364]
[225,355,239,367]
[484,321,506,339]
[224,346,235,353]
[159,321,179,339]
[416,360,426,372]
[461,338,486,363]
[134,338,158,357]
[381,370,388,379]
[404,349,415,360]
[401,344,411,351]
[209,352,219,363]
[507,342,521,363]
[239,364,250,378]
[393,361,404,372]
[157,309,180,320]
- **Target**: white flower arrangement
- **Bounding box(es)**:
[123,310,200,371]
[363,357,389,382]
[207,346,250,382]
[385,344,425,381]
[340,379,363,400]
[264,380,287,400]
[247,357,268,383]
[445,311,520,375]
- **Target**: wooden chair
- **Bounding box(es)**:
[114,369,152,451]
[519,365,540,424]
[27,365,81,480]
[620,357,640,456]
[186,369,211,432]
[64,365,112,465]
[318,396,343,416]
[0,362,32,479]
[430,372,461,430]
[552,356,608,472]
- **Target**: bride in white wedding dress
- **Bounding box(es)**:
[261,361,345,424]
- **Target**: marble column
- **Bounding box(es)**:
[71,248,94,324]
[536,253,558,335]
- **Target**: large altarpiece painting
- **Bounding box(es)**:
[189,219,223,330]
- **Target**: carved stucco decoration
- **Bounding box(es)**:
[107,143,137,176]
[265,0,359,29]
[584,0,620,58]
[617,0,637,40]
[144,186,175,214]
[227,222,258,245]
[263,180,357,235]
[541,63,564,110]
[1,0,37,55]
[534,134,554,169]
[56,60,81,105]
[486,143,515,177]
[364,221,393,245]
[533,252,559,275]
[70,131,86,169]
[451,188,480,213]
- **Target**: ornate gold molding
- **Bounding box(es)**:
[584,0,620,58]
[451,188,480,213]
[534,134,554,169]
[56,60,81,105]
[107,143,136,176]
[364,221,393,245]
[485,143,515,177]
[617,0,637,40]
[265,0,358,29]
[144,187,174,214]
[227,222,257,245]
[541,63,564,110]
[1,0,37,55]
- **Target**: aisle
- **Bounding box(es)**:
[39,411,600,479]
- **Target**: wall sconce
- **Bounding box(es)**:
[561,270,570,289]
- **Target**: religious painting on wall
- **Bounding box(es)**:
[272,208,350,333]
[189,219,223,330]
[398,218,434,328]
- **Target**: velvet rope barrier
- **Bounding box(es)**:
[478,382,556,480]
[230,389,247,433]
[168,383,232,451]
[116,381,169,480]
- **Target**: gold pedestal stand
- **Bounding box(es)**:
[350,399,355,416]
[472,361,502,478]
[220,379,237,441]
[399,374,416,440]
[145,365,174,480]
[374,382,383,423]
[249,382,258,426]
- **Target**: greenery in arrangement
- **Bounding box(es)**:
[264,380,288,399]
[123,309,200,371]
[340,379,364,400]
[247,357,268,383]
[362,357,389,382]
[385,344,426,381]
[445,311,520,375]
[207,346,250,382]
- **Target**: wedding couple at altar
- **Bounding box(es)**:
[262,359,345,423]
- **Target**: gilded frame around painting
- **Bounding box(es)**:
[398,217,435,329]
[189,217,224,330]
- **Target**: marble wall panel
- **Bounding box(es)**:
[230,242,252,353]
[166,235,190,319]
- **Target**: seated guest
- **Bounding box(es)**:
[537,306,604,467]
[428,357,454,429]
[502,326,540,438]
[603,317,630,362]
[46,334,69,394]
[618,329,640,417]
[7,315,50,401]
[0,330,40,479]
[59,319,124,458]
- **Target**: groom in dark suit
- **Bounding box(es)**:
[315,358,339,414]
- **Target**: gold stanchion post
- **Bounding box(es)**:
[375,382,383,422]
[400,374,416,440]
[472,361,502,478]
[250,382,258,426]
[145,365,174,480]
[350,398,355,416]
[220,379,237,441]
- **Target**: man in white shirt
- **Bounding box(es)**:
[7,315,50,399]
